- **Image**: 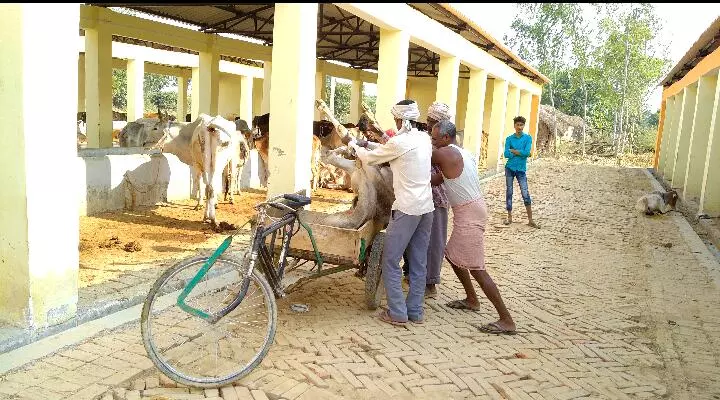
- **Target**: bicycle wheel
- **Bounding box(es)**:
[141,254,277,388]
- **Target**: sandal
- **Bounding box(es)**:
[446,299,481,311]
[503,219,512,225]
[377,309,407,326]
[478,322,517,335]
[528,221,540,229]
[409,318,424,325]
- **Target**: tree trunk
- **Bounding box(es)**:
[550,59,558,156]
[617,19,631,165]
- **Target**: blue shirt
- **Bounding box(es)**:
[504,132,532,172]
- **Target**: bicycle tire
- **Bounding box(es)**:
[141,254,277,388]
[364,232,385,310]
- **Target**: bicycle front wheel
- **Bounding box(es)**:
[141,254,277,388]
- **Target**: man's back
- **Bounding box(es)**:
[387,130,434,215]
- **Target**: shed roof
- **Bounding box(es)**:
[87,3,548,84]
[660,16,720,87]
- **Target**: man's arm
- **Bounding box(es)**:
[431,148,446,186]
[503,136,515,158]
[351,139,405,166]
[518,135,532,158]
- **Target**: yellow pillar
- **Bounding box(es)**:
[486,78,509,171]
[266,3,318,198]
[198,47,220,116]
[0,3,79,328]
[314,69,326,120]
[700,69,720,217]
[501,85,520,165]
[663,91,685,181]
[683,74,717,201]
[462,68,487,159]
[77,55,85,113]
[375,28,410,130]
[261,61,272,114]
[519,90,532,122]
[435,56,461,123]
[529,94,541,158]
[350,79,363,123]
[84,25,113,148]
[239,75,254,123]
[662,94,683,178]
[671,85,698,188]
[126,58,145,121]
[191,67,200,121]
[329,76,337,115]
[657,97,676,175]
[177,76,187,120]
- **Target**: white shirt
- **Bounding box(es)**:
[350,129,434,216]
[441,144,484,207]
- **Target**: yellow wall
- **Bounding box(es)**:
[253,77,264,118]
[406,77,436,123]
[483,79,494,133]
[455,78,469,131]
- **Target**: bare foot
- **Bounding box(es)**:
[503,218,512,225]
[528,221,540,229]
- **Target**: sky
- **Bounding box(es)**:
[452,3,720,111]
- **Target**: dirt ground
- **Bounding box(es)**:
[78,188,356,288]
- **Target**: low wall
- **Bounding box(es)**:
[77,147,192,216]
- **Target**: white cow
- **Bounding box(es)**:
[151,115,247,224]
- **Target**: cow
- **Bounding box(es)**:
[151,116,249,208]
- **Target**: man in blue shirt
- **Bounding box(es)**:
[503,116,539,228]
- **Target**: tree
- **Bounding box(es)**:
[505,3,581,154]
[111,70,179,116]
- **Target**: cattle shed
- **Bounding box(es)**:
[655,16,720,217]
[0,3,546,330]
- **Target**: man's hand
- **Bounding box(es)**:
[355,138,369,148]
[510,149,520,156]
[340,134,352,145]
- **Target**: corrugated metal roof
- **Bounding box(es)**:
[87,3,546,84]
[660,16,720,87]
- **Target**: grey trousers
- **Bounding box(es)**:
[402,207,448,285]
[382,210,434,322]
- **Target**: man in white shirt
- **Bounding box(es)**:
[347,99,434,325]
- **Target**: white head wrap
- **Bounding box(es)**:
[427,101,453,122]
[391,102,420,134]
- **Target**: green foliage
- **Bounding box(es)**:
[111,70,179,115]
[505,3,671,155]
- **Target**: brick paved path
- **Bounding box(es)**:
[1,161,719,400]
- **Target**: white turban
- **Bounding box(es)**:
[391,102,420,134]
[428,101,453,122]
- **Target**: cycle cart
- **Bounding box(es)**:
[140,193,386,388]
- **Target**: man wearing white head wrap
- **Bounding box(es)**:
[427,101,453,125]
[348,99,434,325]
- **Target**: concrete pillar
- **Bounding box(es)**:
[662,94,683,178]
[0,3,79,328]
[462,68,487,159]
[77,55,85,113]
[657,97,675,174]
[84,25,113,148]
[519,90,532,122]
[314,69,325,120]
[177,76,187,120]
[239,75,254,123]
[700,70,720,217]
[485,78,509,171]
[266,3,318,197]
[126,58,145,121]
[671,85,698,188]
[329,76,337,115]
[683,74,717,201]
[529,94,541,158]
[375,28,410,130]
[350,79,363,123]
[261,61,272,114]
[191,67,200,121]
[197,47,220,116]
[435,56,461,122]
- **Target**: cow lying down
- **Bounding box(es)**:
[300,146,395,233]
[635,189,679,216]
